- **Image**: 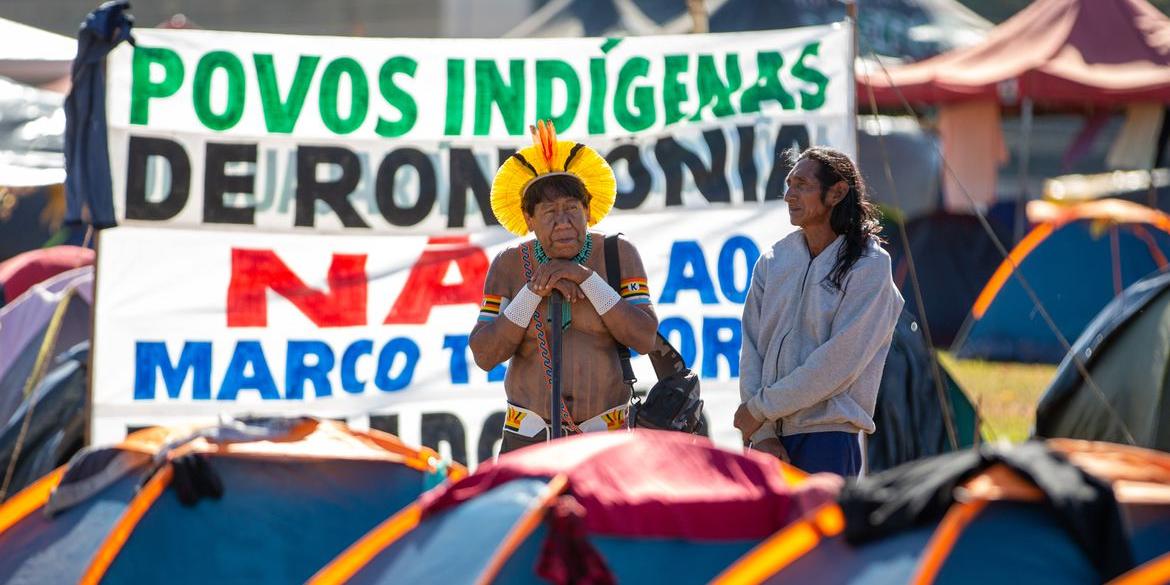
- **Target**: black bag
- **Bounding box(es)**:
[604,235,705,434]
[632,335,705,433]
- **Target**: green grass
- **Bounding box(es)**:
[937,352,1058,444]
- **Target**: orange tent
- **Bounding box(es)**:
[715,440,1170,584]
[0,418,463,584]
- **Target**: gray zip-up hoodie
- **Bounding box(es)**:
[740,232,903,440]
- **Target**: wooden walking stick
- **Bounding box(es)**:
[548,290,565,440]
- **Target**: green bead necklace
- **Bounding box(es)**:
[533,233,593,265]
[532,234,592,330]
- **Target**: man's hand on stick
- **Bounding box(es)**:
[529,260,591,301]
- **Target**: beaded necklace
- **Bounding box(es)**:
[532,234,592,330]
[533,233,593,265]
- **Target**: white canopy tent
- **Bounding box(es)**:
[0,17,74,87]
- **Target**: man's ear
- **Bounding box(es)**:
[827,181,848,206]
[523,212,534,232]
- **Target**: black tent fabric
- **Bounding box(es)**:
[882,211,1013,347]
[868,311,979,473]
[1035,271,1170,450]
[842,441,1134,580]
[0,187,66,263]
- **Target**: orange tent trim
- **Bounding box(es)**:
[0,466,65,534]
[909,498,988,585]
[80,464,173,585]
[1109,551,1170,585]
[475,474,570,585]
[777,460,809,486]
[971,201,1170,320]
[308,503,424,585]
[971,223,1054,319]
[709,504,845,585]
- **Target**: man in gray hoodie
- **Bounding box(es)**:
[734,146,903,477]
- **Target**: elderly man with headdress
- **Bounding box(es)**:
[470,122,659,454]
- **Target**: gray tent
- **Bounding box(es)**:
[1035,270,1170,450]
[859,115,942,219]
[0,268,92,427]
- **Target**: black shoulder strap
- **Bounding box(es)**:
[604,233,622,290]
[604,234,637,386]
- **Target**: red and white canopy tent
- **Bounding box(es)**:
[855,0,1170,358]
[859,0,1170,107]
[857,0,1170,229]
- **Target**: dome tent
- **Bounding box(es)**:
[953,199,1170,363]
[1036,270,1170,450]
[0,418,462,584]
[313,430,841,584]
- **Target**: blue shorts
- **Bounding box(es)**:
[780,431,863,477]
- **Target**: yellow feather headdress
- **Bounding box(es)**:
[489,120,616,236]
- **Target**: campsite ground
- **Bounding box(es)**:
[939,352,1057,443]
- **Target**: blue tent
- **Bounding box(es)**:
[0,419,461,584]
[715,440,1170,585]
[312,431,835,585]
[952,200,1170,363]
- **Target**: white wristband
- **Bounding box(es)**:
[580,271,621,315]
[503,284,541,328]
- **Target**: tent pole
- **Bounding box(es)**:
[1014,98,1033,244]
[846,1,858,60]
[85,228,100,449]
[686,0,708,34]
[1149,106,1169,209]
[846,0,858,159]
[859,43,960,451]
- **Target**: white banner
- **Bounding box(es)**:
[104,25,854,232]
[92,208,795,463]
[94,25,854,468]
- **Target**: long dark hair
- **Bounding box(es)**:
[793,146,882,290]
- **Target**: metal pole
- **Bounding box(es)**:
[1148,106,1169,209]
[548,291,564,440]
[846,0,858,157]
[686,0,708,34]
[1014,98,1033,244]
